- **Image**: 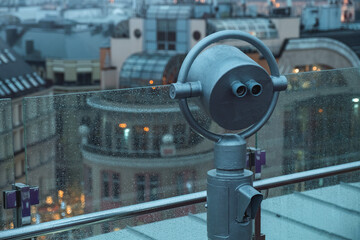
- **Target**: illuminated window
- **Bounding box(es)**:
[176,171,195,195]
[115,127,128,151]
[152,125,169,151]
[133,126,149,151]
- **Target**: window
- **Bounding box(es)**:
[54,72,64,85]
[173,124,186,146]
[90,114,101,146]
[176,171,195,195]
[6,166,12,183]
[19,128,24,149]
[102,171,121,200]
[150,175,159,201]
[115,127,129,151]
[102,172,110,198]
[177,174,184,195]
[77,73,92,85]
[157,20,176,51]
[152,125,169,151]
[133,126,149,151]
[21,159,25,176]
[136,174,159,203]
[84,166,92,194]
[18,104,22,124]
[113,173,120,199]
[136,175,145,202]
[105,122,112,150]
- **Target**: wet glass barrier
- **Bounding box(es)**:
[0,67,359,239]
[256,68,360,185]
[0,99,15,231]
[22,86,213,226]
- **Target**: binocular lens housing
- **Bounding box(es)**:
[232,81,247,98]
[232,80,263,98]
[245,80,263,96]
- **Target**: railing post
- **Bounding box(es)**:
[254,205,265,240]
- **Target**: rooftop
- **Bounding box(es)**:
[12,27,109,60]
[301,30,360,58]
[0,38,46,98]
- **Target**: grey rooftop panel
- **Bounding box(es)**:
[12,28,108,60]
[119,52,183,88]
[86,213,207,240]
[207,18,278,39]
[147,5,193,19]
[0,38,47,98]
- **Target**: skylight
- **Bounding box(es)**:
[0,54,9,64]
[26,74,39,87]
[4,49,16,62]
[18,76,31,89]
[33,72,45,85]
[5,79,18,93]
[11,77,25,91]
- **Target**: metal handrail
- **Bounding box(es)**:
[1,161,359,240]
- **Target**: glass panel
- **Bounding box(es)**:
[255,68,360,179]
[261,172,360,240]
[0,99,15,231]
[22,86,214,226]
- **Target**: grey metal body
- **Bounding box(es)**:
[170,30,287,240]
[186,45,273,130]
[207,169,253,240]
[207,135,262,240]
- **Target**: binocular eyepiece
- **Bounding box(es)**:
[232,80,263,98]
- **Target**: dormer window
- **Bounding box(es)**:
[157,20,176,51]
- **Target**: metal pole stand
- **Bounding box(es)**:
[207,135,262,240]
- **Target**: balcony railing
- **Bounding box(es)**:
[0,161,359,240]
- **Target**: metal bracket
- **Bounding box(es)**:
[3,183,39,228]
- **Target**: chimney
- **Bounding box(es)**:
[6,27,17,46]
[26,40,34,55]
